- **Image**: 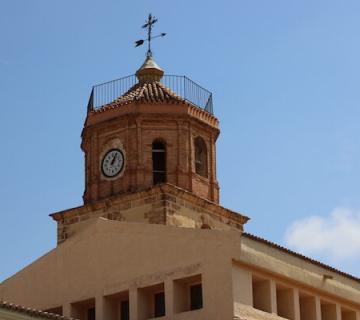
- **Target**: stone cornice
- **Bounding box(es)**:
[84,102,219,132]
[50,183,249,226]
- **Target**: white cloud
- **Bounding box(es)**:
[285,207,360,260]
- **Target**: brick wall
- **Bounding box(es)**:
[81,102,220,204]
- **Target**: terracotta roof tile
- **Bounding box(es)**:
[93,81,185,114]
[0,301,78,320]
[242,232,360,283]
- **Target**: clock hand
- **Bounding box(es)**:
[111,153,117,165]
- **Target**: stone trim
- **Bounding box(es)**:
[50,183,249,244]
[50,183,248,224]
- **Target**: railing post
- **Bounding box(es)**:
[87,88,94,112]
[205,94,213,114]
[87,74,213,115]
[183,76,186,102]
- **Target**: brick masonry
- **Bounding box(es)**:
[81,102,220,204]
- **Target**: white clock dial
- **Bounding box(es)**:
[101,149,124,178]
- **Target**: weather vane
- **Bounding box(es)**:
[135,14,166,57]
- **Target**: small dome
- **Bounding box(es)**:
[104,81,184,107]
[136,56,164,82]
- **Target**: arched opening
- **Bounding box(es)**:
[194,137,208,178]
[152,140,166,185]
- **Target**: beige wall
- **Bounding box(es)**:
[239,236,360,305]
[232,264,360,320]
[232,236,360,320]
[2,214,360,320]
[0,218,241,320]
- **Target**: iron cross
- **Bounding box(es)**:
[135,14,166,57]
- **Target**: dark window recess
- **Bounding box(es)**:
[154,292,165,317]
[120,300,129,320]
[88,308,95,320]
[152,141,166,185]
[190,284,203,310]
[194,137,208,178]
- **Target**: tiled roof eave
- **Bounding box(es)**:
[0,301,78,320]
[90,98,186,114]
[89,80,188,114]
[242,233,360,284]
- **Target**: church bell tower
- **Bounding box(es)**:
[50,15,248,245]
[81,55,220,204]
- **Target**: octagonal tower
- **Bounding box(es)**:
[81,56,220,204]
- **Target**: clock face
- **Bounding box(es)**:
[101,149,124,178]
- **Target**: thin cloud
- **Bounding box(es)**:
[285,207,360,260]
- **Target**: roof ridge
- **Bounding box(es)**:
[156,81,182,100]
[137,82,146,101]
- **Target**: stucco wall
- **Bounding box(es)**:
[0,219,241,320]
[232,237,360,319]
[239,236,360,305]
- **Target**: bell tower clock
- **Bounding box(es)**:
[81,55,220,205]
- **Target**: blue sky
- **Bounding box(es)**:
[1,0,360,281]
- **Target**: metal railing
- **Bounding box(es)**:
[87,74,213,114]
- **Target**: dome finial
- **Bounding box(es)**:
[136,55,164,82]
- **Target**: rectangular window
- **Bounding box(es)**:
[252,276,272,313]
[277,285,296,320]
[154,292,165,317]
[190,284,203,310]
[120,300,129,320]
[173,274,202,313]
[152,142,166,185]
[71,298,95,320]
[88,308,95,320]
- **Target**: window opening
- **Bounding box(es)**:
[194,137,208,178]
[154,292,165,317]
[190,284,203,310]
[120,300,129,320]
[152,141,166,184]
[87,308,95,320]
